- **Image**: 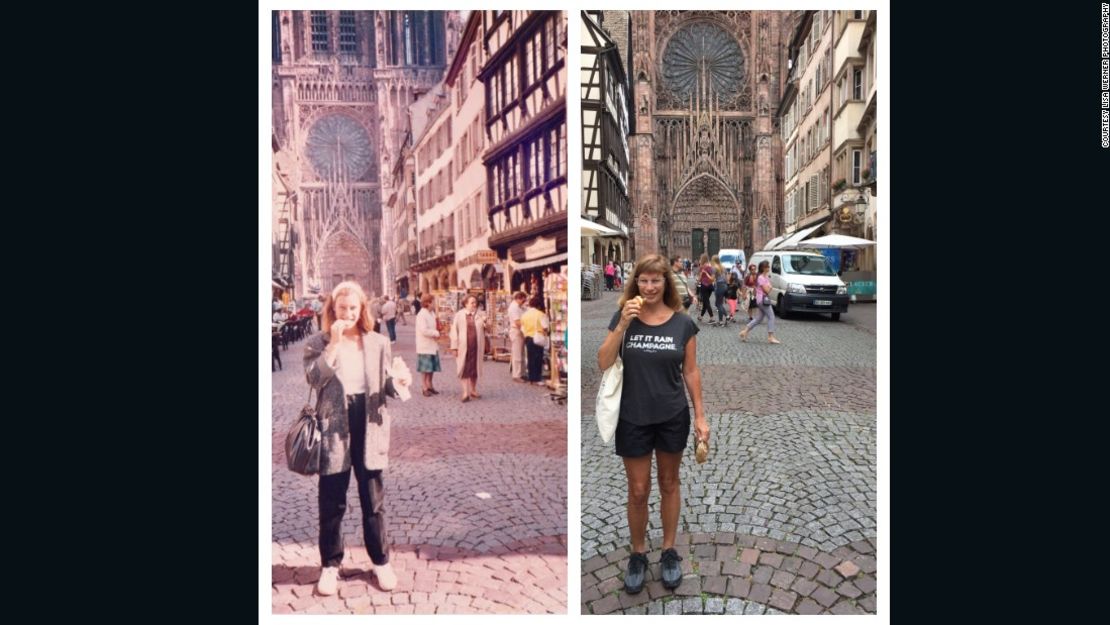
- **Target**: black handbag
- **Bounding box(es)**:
[285,387,322,476]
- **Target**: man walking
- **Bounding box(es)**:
[381,295,398,343]
[671,256,694,311]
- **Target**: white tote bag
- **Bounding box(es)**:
[595,330,627,443]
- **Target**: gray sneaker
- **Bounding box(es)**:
[660,548,683,589]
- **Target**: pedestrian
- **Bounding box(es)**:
[414,293,441,397]
[381,295,397,343]
[726,266,740,323]
[521,294,550,385]
[696,253,714,323]
[597,254,708,594]
[395,295,407,326]
[670,256,693,311]
[743,263,758,321]
[412,291,422,315]
[507,291,528,382]
[303,281,411,596]
[711,255,728,326]
[739,260,781,344]
[605,261,616,291]
[449,294,487,403]
[311,295,324,331]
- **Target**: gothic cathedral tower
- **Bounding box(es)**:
[628,11,787,260]
[272,10,459,298]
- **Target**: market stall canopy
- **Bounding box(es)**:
[762,235,786,250]
[797,234,876,249]
[774,222,827,250]
[581,220,624,237]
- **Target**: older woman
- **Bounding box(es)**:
[303,281,410,596]
[597,254,708,594]
[414,292,441,396]
[449,295,487,403]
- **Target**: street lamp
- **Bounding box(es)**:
[837,189,870,227]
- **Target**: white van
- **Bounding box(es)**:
[748,250,849,320]
[717,248,746,272]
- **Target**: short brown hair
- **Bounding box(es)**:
[420,292,434,307]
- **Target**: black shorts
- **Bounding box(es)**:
[615,407,691,457]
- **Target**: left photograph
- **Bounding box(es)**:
[269,10,568,614]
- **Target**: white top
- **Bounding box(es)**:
[507,301,524,332]
[334,338,368,393]
[381,300,397,320]
[415,308,440,355]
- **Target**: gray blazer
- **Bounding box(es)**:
[304,331,398,475]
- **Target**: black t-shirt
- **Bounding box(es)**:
[608,309,699,425]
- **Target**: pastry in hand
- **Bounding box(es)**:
[695,440,709,464]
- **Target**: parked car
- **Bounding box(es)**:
[748,250,849,320]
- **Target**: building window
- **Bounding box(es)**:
[311,11,329,53]
[272,11,282,63]
[404,13,414,65]
[339,11,357,54]
[852,149,862,184]
[854,10,864,19]
[853,67,863,99]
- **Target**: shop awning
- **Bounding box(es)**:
[511,252,568,271]
[774,221,827,250]
[762,235,787,250]
[581,220,624,237]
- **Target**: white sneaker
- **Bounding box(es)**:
[316,566,339,596]
[373,562,398,591]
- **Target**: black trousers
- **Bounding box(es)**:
[318,393,389,567]
[525,337,545,382]
[698,285,714,319]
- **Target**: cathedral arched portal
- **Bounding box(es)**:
[666,173,741,260]
[317,230,373,295]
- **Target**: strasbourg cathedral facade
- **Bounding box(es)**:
[272,11,462,297]
[628,10,794,260]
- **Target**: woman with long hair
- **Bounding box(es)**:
[303,281,411,596]
[739,260,781,344]
[597,254,708,594]
[696,253,714,323]
[711,255,728,326]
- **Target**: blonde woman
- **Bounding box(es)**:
[711,255,728,326]
[303,281,411,596]
[449,295,487,402]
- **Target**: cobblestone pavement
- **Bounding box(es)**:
[272,320,567,614]
[580,295,876,615]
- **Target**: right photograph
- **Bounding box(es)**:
[580,9,878,616]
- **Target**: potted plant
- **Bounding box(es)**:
[861,169,872,182]
[832,178,847,192]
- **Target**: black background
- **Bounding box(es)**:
[76,3,1107,619]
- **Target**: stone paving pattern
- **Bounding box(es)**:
[580,296,877,614]
[272,321,567,614]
